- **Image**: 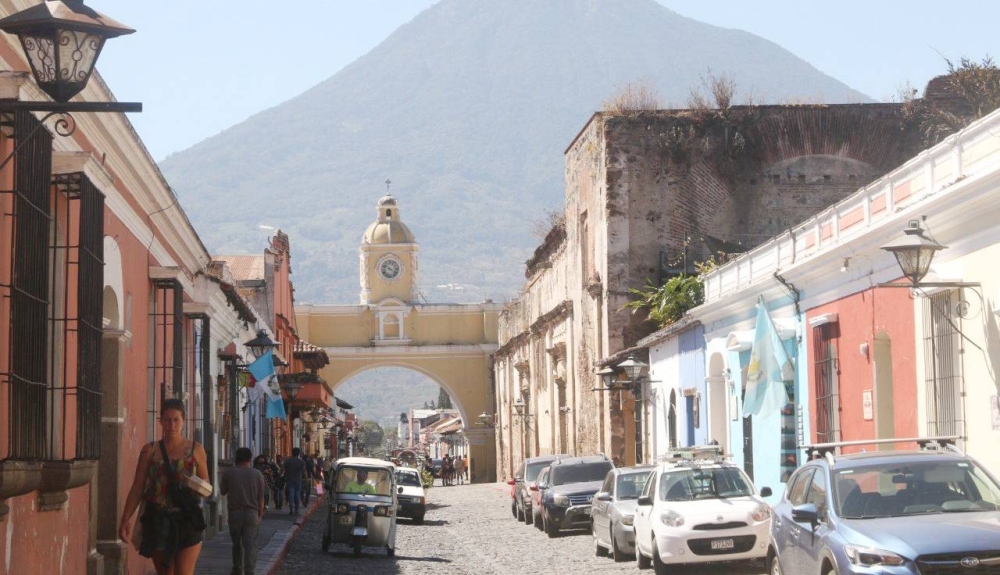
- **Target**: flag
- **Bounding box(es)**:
[247,350,286,419]
[743,298,794,418]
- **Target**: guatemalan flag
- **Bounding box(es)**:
[743,298,794,418]
[247,349,286,420]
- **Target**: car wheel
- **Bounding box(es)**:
[611,530,627,563]
[523,504,533,525]
[533,509,543,530]
[544,512,558,538]
[414,513,425,525]
[321,532,330,553]
[511,499,518,518]
[652,541,669,575]
[386,545,395,557]
[768,552,781,575]
[593,522,608,557]
[636,543,652,570]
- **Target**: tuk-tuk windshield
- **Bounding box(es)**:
[335,467,393,496]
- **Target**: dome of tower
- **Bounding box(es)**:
[363,193,415,244]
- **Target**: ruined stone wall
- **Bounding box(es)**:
[495,103,926,472]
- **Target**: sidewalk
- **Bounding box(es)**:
[197,495,322,575]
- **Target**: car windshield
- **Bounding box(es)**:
[335,467,393,496]
[525,461,552,482]
[659,467,754,501]
[396,471,422,487]
[550,462,613,486]
[616,471,652,500]
[834,460,1000,519]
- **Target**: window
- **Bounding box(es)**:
[923,291,964,438]
[805,468,828,519]
[616,471,651,500]
[5,110,53,460]
[787,469,814,506]
[813,323,840,443]
[184,314,211,444]
[148,279,183,438]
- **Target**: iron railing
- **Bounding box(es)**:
[923,290,965,439]
[148,279,183,437]
[6,110,53,460]
[813,323,841,444]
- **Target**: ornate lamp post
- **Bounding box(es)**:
[879,220,946,286]
[244,329,279,360]
[593,355,653,464]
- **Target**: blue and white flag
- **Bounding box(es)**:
[743,298,794,418]
[247,349,286,419]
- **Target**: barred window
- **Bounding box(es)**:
[812,322,840,443]
[184,314,211,443]
[923,290,964,439]
[4,110,53,460]
[148,279,183,438]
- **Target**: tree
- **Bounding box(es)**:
[355,420,385,455]
[437,388,453,410]
[624,275,705,328]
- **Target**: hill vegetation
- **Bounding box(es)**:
[159,0,869,306]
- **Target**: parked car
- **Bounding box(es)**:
[535,454,615,538]
[509,454,563,524]
[394,467,426,524]
[634,448,772,572]
[530,466,552,530]
[428,458,443,478]
[592,465,654,561]
[769,438,1000,575]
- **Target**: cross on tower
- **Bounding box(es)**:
[385,179,392,193]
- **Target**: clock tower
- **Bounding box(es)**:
[360,192,419,305]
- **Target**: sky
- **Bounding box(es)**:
[91,0,1000,161]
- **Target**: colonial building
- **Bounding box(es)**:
[296,194,503,482]
[494,103,928,479]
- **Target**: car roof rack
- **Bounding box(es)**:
[802,436,962,466]
[659,445,730,466]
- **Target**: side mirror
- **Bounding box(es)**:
[760,486,773,498]
[538,482,548,490]
[791,503,819,526]
[596,492,612,502]
[397,486,404,494]
[514,475,522,483]
[637,495,652,507]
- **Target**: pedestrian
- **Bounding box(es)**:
[455,455,466,485]
[253,455,274,509]
[462,455,470,483]
[302,453,315,505]
[282,447,306,516]
[221,448,265,575]
[271,455,285,510]
[118,398,210,575]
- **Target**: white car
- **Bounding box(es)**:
[395,467,427,524]
[633,455,773,572]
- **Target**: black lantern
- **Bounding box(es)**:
[595,366,617,390]
[0,1,134,103]
[244,329,279,360]
[282,380,303,402]
[618,355,648,382]
[879,220,946,286]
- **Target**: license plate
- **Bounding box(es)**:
[340,516,352,525]
[711,538,735,550]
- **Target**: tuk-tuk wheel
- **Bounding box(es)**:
[353,543,363,557]
[387,546,395,557]
[321,533,330,553]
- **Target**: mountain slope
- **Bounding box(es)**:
[161,0,869,305]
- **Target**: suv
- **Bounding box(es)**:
[592,465,654,561]
[769,438,1000,575]
[633,447,772,572]
[534,455,615,538]
[509,454,563,524]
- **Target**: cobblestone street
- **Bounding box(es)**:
[276,482,766,575]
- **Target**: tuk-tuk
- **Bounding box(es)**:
[322,457,398,557]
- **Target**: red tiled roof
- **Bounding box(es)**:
[214,255,265,282]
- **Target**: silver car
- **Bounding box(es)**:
[592,466,654,561]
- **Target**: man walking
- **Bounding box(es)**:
[302,453,315,505]
[282,447,306,516]
[221,447,265,575]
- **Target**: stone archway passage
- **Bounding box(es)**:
[296,302,503,483]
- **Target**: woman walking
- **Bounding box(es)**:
[118,399,210,575]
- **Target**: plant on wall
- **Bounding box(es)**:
[624,275,704,328]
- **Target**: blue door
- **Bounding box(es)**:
[685,396,695,446]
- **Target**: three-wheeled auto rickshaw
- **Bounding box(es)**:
[322,457,398,557]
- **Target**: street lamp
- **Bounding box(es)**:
[512,396,526,417]
[282,379,303,402]
[0,0,134,103]
[244,329,279,360]
[879,220,946,286]
[594,366,618,391]
[617,355,648,385]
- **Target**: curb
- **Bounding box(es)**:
[262,497,322,575]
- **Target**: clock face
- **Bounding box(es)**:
[379,257,401,280]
